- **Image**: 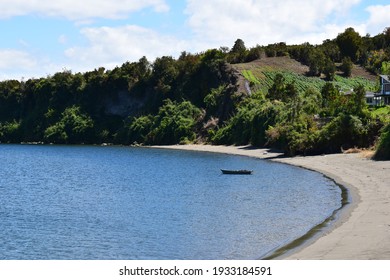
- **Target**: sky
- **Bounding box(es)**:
[0,0,389,80]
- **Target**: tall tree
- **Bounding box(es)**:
[308,48,325,76]
[321,39,341,62]
[341,57,353,77]
[384,27,390,47]
[321,82,340,115]
[323,58,336,81]
[152,56,179,96]
[229,39,247,63]
[268,73,286,101]
[231,39,246,53]
[336,27,363,61]
[348,84,367,116]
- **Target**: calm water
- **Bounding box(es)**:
[0,144,342,259]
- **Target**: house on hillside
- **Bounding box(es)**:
[365,91,381,106]
[378,75,390,105]
[364,75,390,106]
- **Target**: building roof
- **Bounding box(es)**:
[365,92,376,97]
[380,75,390,83]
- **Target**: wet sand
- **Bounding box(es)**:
[153,144,390,259]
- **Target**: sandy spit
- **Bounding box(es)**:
[152,144,390,260]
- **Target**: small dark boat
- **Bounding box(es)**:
[221,169,253,175]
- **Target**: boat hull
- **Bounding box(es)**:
[221,169,253,175]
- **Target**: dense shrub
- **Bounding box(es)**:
[374,123,390,160]
[146,100,202,145]
[127,115,154,144]
[211,99,282,146]
[265,115,319,155]
[0,120,22,143]
[315,114,368,153]
[44,106,94,144]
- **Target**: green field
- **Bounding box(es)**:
[235,57,378,94]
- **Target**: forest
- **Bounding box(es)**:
[0,27,390,159]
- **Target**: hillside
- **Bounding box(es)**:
[206,56,388,156]
[232,56,378,95]
[1,27,389,158]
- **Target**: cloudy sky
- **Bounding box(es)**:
[1,0,389,80]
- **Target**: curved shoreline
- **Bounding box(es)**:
[153,144,390,259]
[260,176,351,260]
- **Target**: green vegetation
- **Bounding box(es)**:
[1,27,390,159]
[371,106,390,123]
[374,123,390,160]
[129,100,202,145]
[44,105,94,144]
[242,70,260,85]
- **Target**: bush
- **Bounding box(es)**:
[211,125,232,144]
[265,116,318,155]
[147,100,202,145]
[128,115,154,144]
[0,120,22,143]
[373,123,390,160]
[316,114,367,153]
[340,57,353,77]
[44,106,94,144]
[211,99,282,146]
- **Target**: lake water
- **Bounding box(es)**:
[0,144,342,259]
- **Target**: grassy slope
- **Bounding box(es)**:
[232,56,378,95]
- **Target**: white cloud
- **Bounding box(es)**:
[64,25,189,71]
[0,49,38,80]
[185,0,362,48]
[3,0,389,81]
[0,0,169,20]
[0,49,70,80]
[365,5,390,35]
[0,49,37,70]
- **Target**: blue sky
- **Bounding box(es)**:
[1,0,389,80]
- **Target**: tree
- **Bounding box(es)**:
[0,80,22,121]
[128,115,154,144]
[246,45,263,61]
[323,58,336,81]
[341,57,353,77]
[336,27,363,61]
[152,56,179,96]
[285,82,301,120]
[321,82,340,115]
[347,85,367,116]
[44,106,94,144]
[231,39,246,54]
[374,123,390,160]
[294,43,313,65]
[321,39,341,62]
[229,39,247,63]
[317,114,367,153]
[384,27,390,47]
[148,100,202,144]
[308,49,325,76]
[381,61,390,75]
[268,73,286,101]
[302,87,321,115]
[265,42,288,57]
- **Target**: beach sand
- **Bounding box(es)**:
[153,144,390,260]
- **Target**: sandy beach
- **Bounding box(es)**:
[154,144,390,259]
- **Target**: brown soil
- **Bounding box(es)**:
[233,56,309,75]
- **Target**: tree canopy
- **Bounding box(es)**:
[1,27,390,159]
